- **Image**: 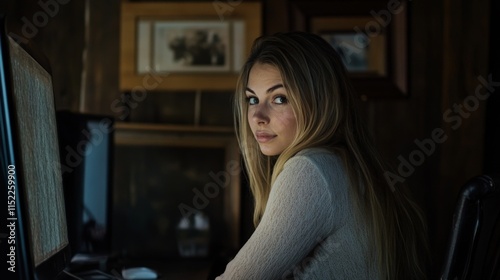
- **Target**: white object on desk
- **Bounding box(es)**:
[122,267,158,279]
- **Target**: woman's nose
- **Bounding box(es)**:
[251,103,270,125]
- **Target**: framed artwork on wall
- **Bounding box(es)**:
[152,21,232,73]
[290,0,409,99]
[120,2,261,91]
[136,20,247,74]
[311,17,387,77]
[322,33,372,73]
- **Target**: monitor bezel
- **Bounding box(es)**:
[0,15,71,280]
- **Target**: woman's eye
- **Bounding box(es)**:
[274,96,288,104]
[247,96,258,105]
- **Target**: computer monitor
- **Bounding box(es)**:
[56,111,114,256]
[0,16,71,279]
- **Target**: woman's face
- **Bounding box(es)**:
[246,63,297,156]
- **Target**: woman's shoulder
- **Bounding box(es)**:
[283,147,352,227]
[286,147,348,184]
[292,147,343,168]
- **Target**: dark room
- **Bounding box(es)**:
[0,0,499,279]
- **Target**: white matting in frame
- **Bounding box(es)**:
[136,20,245,74]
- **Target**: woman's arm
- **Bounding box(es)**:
[216,155,338,279]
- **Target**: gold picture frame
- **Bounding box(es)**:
[311,17,387,77]
[120,2,262,91]
[291,0,409,99]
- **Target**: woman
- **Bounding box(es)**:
[216,32,428,279]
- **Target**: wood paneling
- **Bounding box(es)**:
[0,0,85,112]
[81,0,121,115]
[431,0,490,276]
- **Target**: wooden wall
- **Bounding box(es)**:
[425,0,490,276]
[0,0,85,111]
[0,0,493,277]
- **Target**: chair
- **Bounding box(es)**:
[441,174,500,280]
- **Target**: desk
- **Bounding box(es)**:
[69,253,230,279]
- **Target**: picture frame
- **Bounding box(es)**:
[311,17,387,77]
[120,2,262,91]
[290,0,409,99]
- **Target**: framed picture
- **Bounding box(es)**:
[136,20,245,74]
[311,17,388,78]
[322,33,370,73]
[154,21,231,73]
[290,0,409,99]
[120,2,262,91]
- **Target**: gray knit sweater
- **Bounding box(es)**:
[216,148,379,279]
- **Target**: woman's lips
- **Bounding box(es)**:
[255,131,276,143]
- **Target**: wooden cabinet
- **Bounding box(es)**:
[113,121,242,257]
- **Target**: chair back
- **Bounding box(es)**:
[441,175,500,280]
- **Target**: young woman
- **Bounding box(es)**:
[216,32,428,279]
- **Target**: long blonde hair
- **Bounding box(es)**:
[234,32,428,279]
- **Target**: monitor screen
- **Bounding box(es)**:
[0,17,70,279]
[56,111,114,256]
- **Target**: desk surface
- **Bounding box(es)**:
[114,258,216,280]
[69,254,230,279]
